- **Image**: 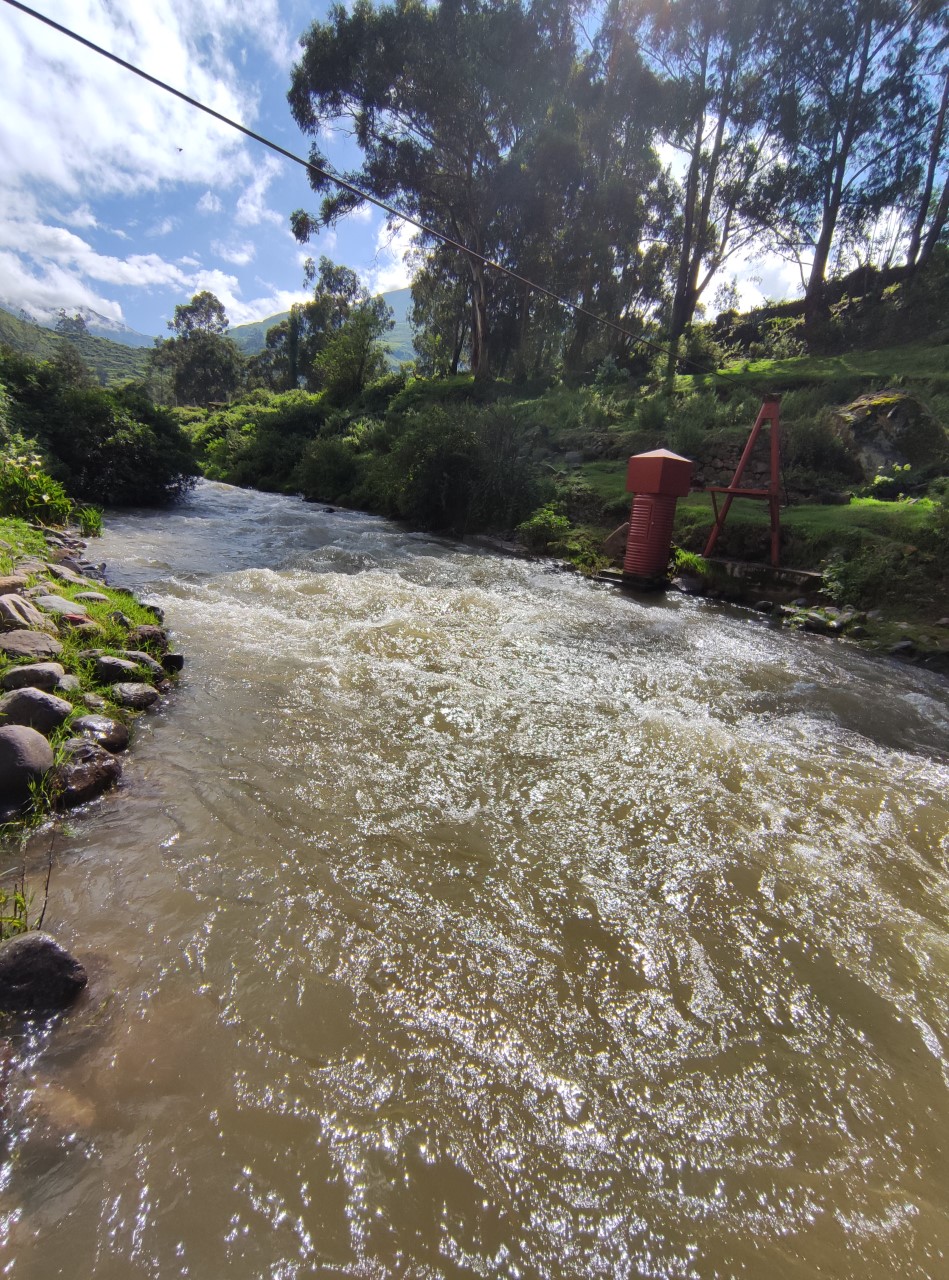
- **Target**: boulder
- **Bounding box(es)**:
[73,591,109,603]
[0,688,73,735]
[126,624,168,652]
[44,563,90,586]
[82,692,109,711]
[54,738,122,807]
[0,594,52,632]
[70,715,129,753]
[117,650,165,679]
[0,574,29,594]
[0,932,87,1012]
[94,655,141,684]
[0,725,54,802]
[35,594,87,617]
[833,390,949,477]
[1,662,66,693]
[161,652,185,674]
[55,674,81,693]
[0,631,62,660]
[111,682,159,710]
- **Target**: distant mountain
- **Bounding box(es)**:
[230,286,415,367]
[2,302,156,349]
[0,304,149,384]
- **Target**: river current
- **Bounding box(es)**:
[2,480,947,1278]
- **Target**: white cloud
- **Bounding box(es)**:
[61,204,98,229]
[362,219,417,295]
[0,2,263,202]
[212,239,256,267]
[197,191,223,215]
[234,156,285,227]
[0,250,126,323]
[147,216,178,237]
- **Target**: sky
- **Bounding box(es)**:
[0,0,797,340]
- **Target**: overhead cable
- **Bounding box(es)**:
[2,0,694,369]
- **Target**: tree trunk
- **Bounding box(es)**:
[467,257,490,380]
[907,69,949,268]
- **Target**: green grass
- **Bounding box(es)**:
[678,340,949,396]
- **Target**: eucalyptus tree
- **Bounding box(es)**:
[627,0,777,378]
[155,291,243,406]
[255,257,368,392]
[288,0,577,379]
[904,3,949,269]
[767,0,927,318]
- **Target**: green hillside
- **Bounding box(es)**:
[230,286,415,366]
[0,306,149,385]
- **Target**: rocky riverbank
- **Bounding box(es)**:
[0,517,182,1012]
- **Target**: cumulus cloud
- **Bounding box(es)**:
[0,1,264,202]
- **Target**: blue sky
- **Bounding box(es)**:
[0,1,798,340]
[0,0,416,336]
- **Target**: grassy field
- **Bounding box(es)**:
[678,340,949,396]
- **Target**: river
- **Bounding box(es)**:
[2,480,947,1278]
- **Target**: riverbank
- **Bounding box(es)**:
[0,515,181,860]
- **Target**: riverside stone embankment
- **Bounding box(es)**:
[0,521,182,1012]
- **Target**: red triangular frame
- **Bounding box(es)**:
[703,396,782,567]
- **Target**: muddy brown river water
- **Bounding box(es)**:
[1,480,947,1278]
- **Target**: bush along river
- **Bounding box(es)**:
[1,479,947,1278]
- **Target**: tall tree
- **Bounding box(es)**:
[288,0,576,379]
[768,0,925,321]
[629,0,776,378]
[154,291,243,406]
[905,3,949,268]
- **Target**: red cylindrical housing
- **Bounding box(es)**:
[622,448,693,584]
[623,492,679,578]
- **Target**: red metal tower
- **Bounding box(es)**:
[703,396,782,567]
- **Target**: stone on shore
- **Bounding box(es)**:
[0,594,54,632]
[54,738,122,807]
[35,594,87,617]
[0,724,54,803]
[1,662,66,693]
[0,574,29,594]
[111,682,159,710]
[0,931,87,1012]
[161,652,185,673]
[117,650,165,679]
[93,655,141,684]
[0,688,73,735]
[71,715,130,753]
[127,624,168,652]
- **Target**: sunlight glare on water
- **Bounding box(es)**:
[1,481,947,1279]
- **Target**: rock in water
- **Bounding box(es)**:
[111,682,159,710]
[0,688,73,735]
[71,715,130,753]
[0,725,54,802]
[54,738,122,807]
[127,624,168,653]
[0,932,87,1012]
